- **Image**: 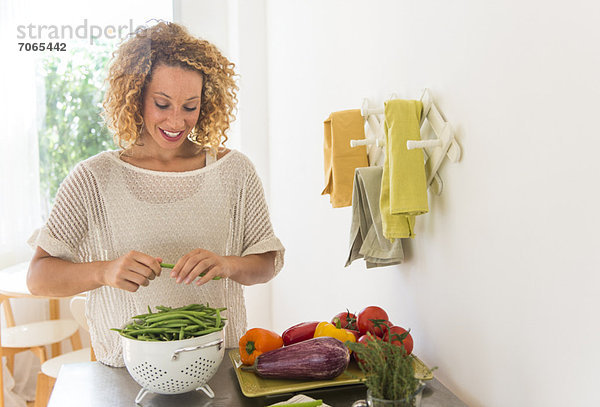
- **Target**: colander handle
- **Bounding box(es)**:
[171,338,224,360]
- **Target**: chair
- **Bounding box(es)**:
[0,294,80,407]
[34,297,92,407]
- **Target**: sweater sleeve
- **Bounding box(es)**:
[28,163,91,263]
[239,162,285,276]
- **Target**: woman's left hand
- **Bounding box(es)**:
[171,249,233,286]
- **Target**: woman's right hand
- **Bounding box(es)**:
[102,250,162,292]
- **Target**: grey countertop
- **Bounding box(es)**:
[49,354,467,406]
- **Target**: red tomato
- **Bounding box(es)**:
[331,310,358,330]
[357,306,390,337]
[353,333,381,364]
[358,333,380,345]
[383,326,414,356]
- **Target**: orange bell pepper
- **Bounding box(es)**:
[239,328,284,365]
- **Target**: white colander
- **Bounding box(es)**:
[121,323,226,404]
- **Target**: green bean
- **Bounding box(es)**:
[159,263,176,269]
[132,313,152,319]
[178,311,213,320]
[122,327,168,335]
[159,263,222,280]
[188,327,222,336]
[148,318,190,326]
[201,272,222,280]
[112,303,227,341]
[145,312,202,324]
[152,322,189,328]
[174,310,206,316]
[181,304,205,311]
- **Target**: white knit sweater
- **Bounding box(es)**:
[29,150,284,367]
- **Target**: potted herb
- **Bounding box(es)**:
[347,333,428,407]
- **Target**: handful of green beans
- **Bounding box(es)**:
[111,303,227,341]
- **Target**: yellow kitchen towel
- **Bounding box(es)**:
[321,109,369,208]
[380,99,428,239]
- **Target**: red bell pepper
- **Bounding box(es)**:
[281,321,320,346]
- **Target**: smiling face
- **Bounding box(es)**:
[140,64,204,154]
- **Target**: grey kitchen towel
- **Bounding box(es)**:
[346,166,404,268]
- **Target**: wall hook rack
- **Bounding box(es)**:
[350,88,461,195]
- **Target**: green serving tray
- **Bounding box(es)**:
[228,349,433,398]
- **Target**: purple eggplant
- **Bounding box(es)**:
[242,336,350,380]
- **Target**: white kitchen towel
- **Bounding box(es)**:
[268,394,331,406]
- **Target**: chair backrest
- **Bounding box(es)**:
[0,294,15,328]
[69,296,88,332]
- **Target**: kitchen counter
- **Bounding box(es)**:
[48,354,467,407]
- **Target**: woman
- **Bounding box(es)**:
[27,22,284,367]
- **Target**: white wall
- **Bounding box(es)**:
[173,0,270,186]
[177,1,600,405]
[265,1,600,406]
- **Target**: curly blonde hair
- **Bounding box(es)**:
[102,21,238,151]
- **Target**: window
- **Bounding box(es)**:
[35,2,173,216]
[0,0,172,263]
[38,41,115,213]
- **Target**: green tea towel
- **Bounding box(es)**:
[346,166,404,268]
[380,99,428,239]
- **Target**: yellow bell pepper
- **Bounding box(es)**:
[313,321,357,345]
